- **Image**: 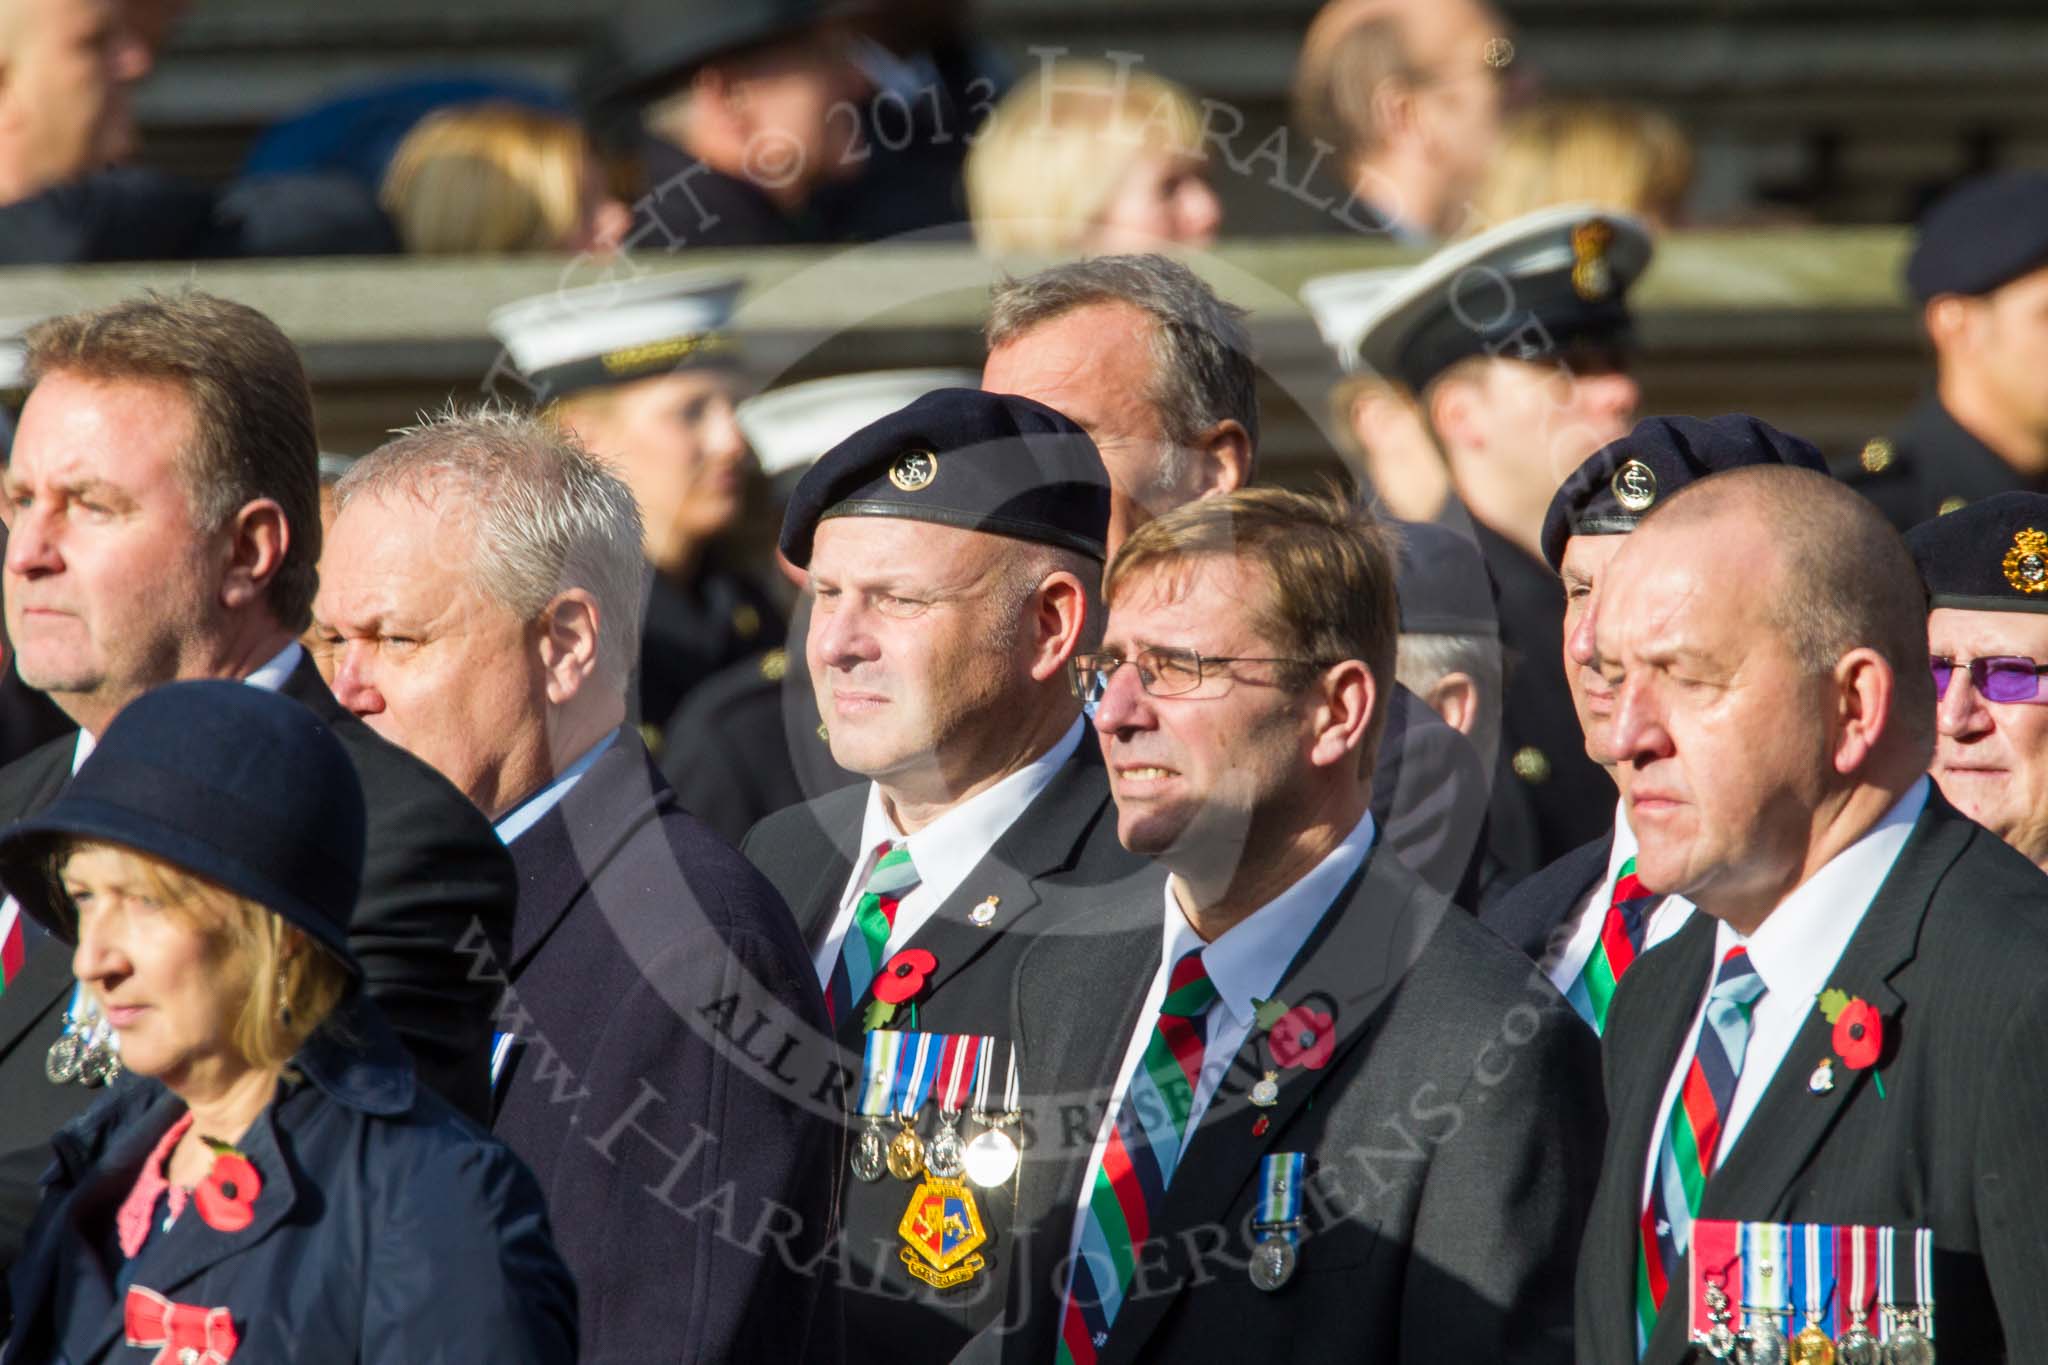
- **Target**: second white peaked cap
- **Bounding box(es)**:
[738,369,981,478]
[1299,268,1411,374]
[1299,202,1653,389]
[488,269,744,399]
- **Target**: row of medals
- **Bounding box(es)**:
[45,1009,122,1088]
[851,1104,1021,1189]
[1699,1281,1935,1364]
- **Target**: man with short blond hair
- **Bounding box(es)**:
[982,486,1599,1363]
[317,405,837,1362]
[0,290,515,1266]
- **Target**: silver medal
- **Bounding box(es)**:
[79,1037,118,1087]
[1247,1238,1296,1292]
[964,1127,1019,1188]
[926,1119,966,1180]
[1738,1317,1788,1365]
[44,1030,82,1085]
[1884,1326,1935,1365]
[1835,1325,1881,1365]
[850,1120,888,1183]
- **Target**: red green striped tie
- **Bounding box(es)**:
[824,841,919,1024]
[1566,856,1658,1034]
[1057,949,1218,1365]
[1635,945,1767,1353]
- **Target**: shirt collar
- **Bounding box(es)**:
[71,640,305,775]
[1162,808,1379,1030]
[1606,798,1638,886]
[857,716,1085,885]
[494,732,617,845]
[1716,777,1930,1001]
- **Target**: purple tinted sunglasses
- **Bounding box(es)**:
[1931,655,2048,703]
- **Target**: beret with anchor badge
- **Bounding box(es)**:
[1539,413,1832,572]
[779,388,1111,568]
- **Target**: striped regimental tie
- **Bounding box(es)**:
[823,841,920,1024]
[1566,856,1661,1034]
[1057,948,1219,1364]
[1635,945,1767,1354]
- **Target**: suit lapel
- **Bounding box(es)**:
[1698,797,1958,1218]
[505,729,664,976]
[0,736,79,1063]
[1101,848,1450,1365]
[791,789,864,950]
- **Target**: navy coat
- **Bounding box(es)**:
[494,729,840,1364]
[0,1001,577,1363]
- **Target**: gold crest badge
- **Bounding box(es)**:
[898,1175,988,1288]
[1571,219,1616,302]
[1610,459,1658,514]
[2004,527,2048,594]
[889,449,938,493]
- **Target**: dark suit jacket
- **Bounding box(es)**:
[0,655,515,1266]
[1481,830,1613,966]
[972,840,1606,1364]
[1576,792,2048,1363]
[496,727,839,1364]
[740,737,1151,1365]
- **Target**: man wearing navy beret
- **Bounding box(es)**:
[1848,171,2048,529]
[1482,414,1831,1036]
[741,388,1149,1364]
[1908,491,2048,873]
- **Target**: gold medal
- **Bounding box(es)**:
[1790,1325,1835,1365]
[887,1120,925,1181]
[897,1174,988,1288]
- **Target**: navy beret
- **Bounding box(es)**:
[779,388,1111,567]
[1907,491,2048,614]
[1393,521,1497,637]
[1906,172,2048,302]
[1539,414,1831,571]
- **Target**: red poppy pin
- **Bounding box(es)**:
[1268,1005,1335,1071]
[872,949,937,1005]
[124,1285,238,1364]
[193,1138,261,1234]
[1816,988,1886,1091]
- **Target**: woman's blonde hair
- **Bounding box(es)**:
[56,843,352,1072]
[381,101,599,254]
[1467,99,1694,232]
[967,62,1207,254]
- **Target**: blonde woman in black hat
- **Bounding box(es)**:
[0,681,576,1364]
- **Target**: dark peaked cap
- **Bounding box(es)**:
[1906,172,2048,302]
[780,388,1112,568]
[1394,520,1498,637]
[1539,413,1831,571]
[1907,491,2048,615]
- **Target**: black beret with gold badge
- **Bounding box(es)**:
[1907,491,2048,614]
[779,388,1110,568]
[1539,413,1831,571]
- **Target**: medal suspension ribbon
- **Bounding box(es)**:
[1913,1227,1934,1340]
[1254,1152,1304,1250]
[1741,1220,1789,1334]
[1789,1219,1836,1337]
[859,1030,902,1117]
[935,1034,982,1121]
[1836,1224,1877,1336]
[894,1031,938,1124]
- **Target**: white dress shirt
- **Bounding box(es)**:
[1545,800,1696,997]
[493,732,616,845]
[1638,777,1929,1208]
[808,717,1085,987]
[1062,809,1378,1284]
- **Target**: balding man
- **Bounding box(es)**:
[1906,492,2048,874]
[1575,466,2048,1363]
[1292,0,1513,243]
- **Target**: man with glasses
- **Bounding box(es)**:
[1907,491,2048,871]
[741,388,1148,1364]
[975,486,1599,1363]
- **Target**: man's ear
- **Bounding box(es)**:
[1191,419,1253,499]
[219,498,289,613]
[537,589,604,706]
[1027,571,1090,685]
[1307,660,1376,770]
[1422,670,1479,738]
